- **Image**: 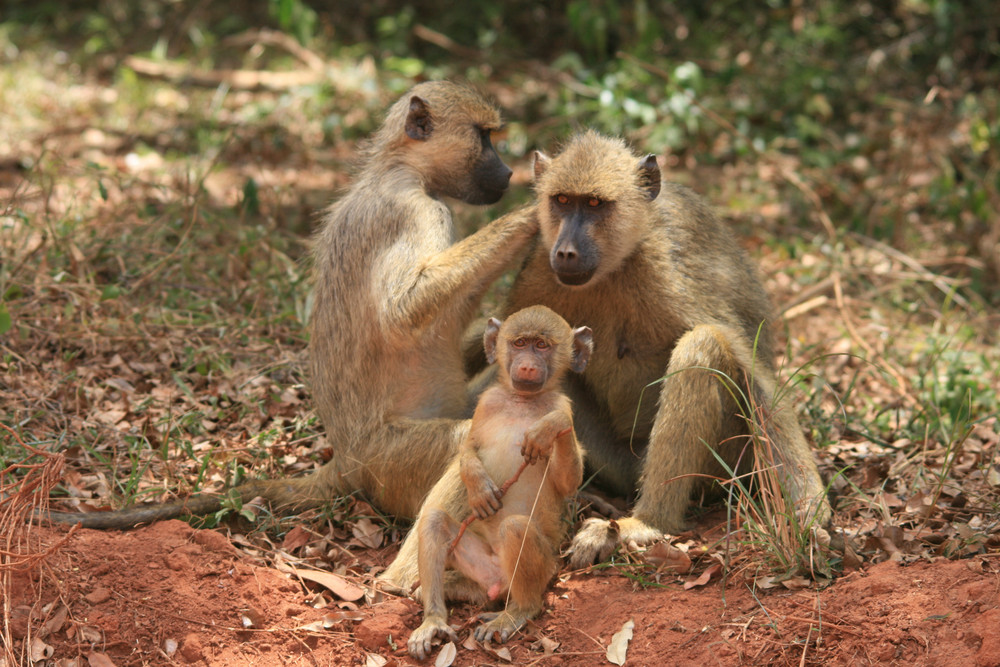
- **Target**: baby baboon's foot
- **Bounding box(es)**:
[473,609,530,643]
[408,616,458,661]
[567,516,665,569]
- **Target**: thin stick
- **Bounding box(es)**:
[447,427,571,555]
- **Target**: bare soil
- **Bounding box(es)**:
[9,519,999,667]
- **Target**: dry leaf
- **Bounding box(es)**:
[280,524,314,552]
[280,564,366,601]
[642,542,692,573]
[78,626,104,643]
[364,654,388,667]
[531,636,560,655]
[295,610,364,631]
[30,637,54,662]
[40,604,69,637]
[606,619,634,665]
[86,654,117,667]
[683,562,722,590]
[163,638,178,656]
[352,517,385,549]
[780,576,811,590]
[435,641,457,667]
[240,608,266,629]
[494,646,512,662]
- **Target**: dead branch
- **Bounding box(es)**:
[124,55,325,91]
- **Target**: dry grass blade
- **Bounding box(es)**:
[0,424,76,667]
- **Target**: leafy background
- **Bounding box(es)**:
[1,0,998,664]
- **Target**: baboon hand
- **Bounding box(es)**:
[567,516,664,570]
[467,475,503,520]
[520,412,570,464]
[408,614,458,660]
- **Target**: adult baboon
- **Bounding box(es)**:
[502,131,829,566]
[45,81,536,529]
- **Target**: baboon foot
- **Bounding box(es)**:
[567,516,665,569]
[473,609,530,643]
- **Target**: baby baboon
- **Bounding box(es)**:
[503,131,829,566]
[383,306,590,660]
[45,81,536,529]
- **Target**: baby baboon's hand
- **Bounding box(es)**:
[521,411,571,465]
[467,476,503,520]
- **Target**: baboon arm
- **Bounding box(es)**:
[460,444,503,520]
[381,207,536,331]
[522,409,583,497]
[549,427,585,498]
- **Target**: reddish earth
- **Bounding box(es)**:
[8,519,999,667]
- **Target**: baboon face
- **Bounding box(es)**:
[465,128,514,204]
[533,133,661,287]
[402,88,513,205]
[544,193,615,285]
[484,306,593,394]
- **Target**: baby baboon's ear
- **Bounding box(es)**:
[483,317,503,365]
[570,326,593,373]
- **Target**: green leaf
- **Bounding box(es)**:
[0,302,11,335]
[100,285,121,300]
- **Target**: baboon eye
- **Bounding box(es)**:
[587,197,603,207]
[535,340,549,350]
[512,337,528,348]
[556,194,570,205]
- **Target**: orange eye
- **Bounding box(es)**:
[512,337,528,348]
[588,197,602,207]
[535,340,549,350]
[556,194,570,205]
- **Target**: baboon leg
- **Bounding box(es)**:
[569,324,745,566]
[635,324,750,532]
[409,508,461,661]
[474,515,552,643]
[349,417,472,519]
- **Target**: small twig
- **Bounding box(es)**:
[223,28,326,72]
[412,24,483,60]
[448,427,572,555]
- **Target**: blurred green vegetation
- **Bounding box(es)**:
[4,1,997,293]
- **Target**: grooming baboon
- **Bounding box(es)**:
[45,81,536,529]
[500,131,829,566]
[384,306,590,660]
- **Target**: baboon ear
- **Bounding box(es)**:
[405,96,434,141]
[638,154,661,201]
[483,317,503,364]
[532,151,552,180]
[570,326,593,373]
